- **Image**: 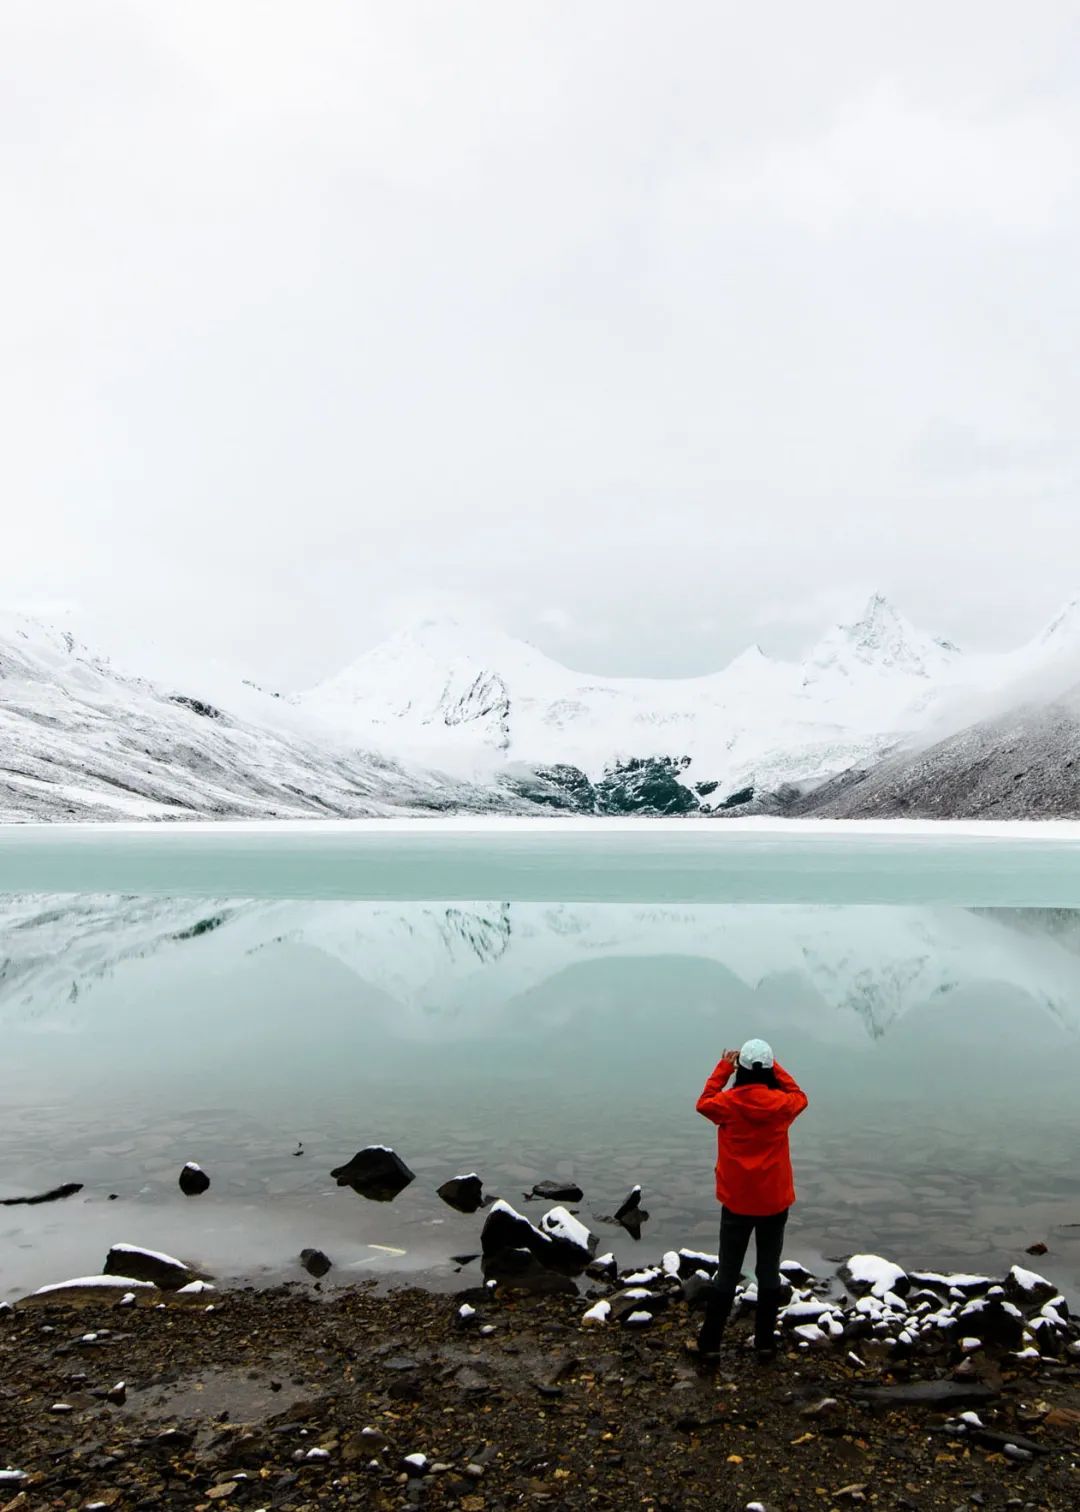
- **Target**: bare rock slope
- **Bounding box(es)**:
[793,688,1080,820]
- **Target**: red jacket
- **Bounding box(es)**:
[696,1058,808,1216]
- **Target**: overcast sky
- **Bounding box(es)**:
[3,2,1079,690]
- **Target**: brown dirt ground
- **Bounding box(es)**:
[2,1281,1079,1511]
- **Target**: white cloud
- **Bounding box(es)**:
[707,85,1077,234]
[1,2,1078,682]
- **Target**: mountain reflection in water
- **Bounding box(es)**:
[3,894,1080,1303]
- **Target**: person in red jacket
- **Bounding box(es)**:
[694,1037,808,1361]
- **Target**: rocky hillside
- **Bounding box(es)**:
[0,615,514,822]
[790,686,1080,820]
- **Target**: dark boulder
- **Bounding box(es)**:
[480,1201,588,1283]
[331,1147,415,1202]
[614,1186,642,1221]
[481,1202,557,1265]
[104,1244,194,1291]
[677,1248,719,1279]
[609,1185,649,1238]
[527,1180,584,1203]
[956,1296,1025,1351]
[609,1289,670,1323]
[437,1174,485,1214]
[481,1247,577,1295]
[1003,1264,1058,1310]
[178,1163,210,1196]
[300,1248,333,1279]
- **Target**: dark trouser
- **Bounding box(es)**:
[715,1205,789,1291]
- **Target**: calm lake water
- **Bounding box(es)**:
[2,823,1080,1303]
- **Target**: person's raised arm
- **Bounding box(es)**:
[771,1061,808,1123]
[696,1051,738,1125]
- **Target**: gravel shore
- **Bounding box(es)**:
[3,1269,1080,1511]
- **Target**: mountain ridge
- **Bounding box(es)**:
[4,596,1080,821]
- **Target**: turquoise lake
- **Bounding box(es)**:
[2,823,1079,1302]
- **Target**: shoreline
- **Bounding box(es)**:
[7,814,1080,838]
[4,1238,1079,1510]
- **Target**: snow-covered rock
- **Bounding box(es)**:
[30,1274,155,1298]
[840,1254,910,1299]
[103,1244,194,1290]
[178,1162,210,1196]
[436,1173,486,1213]
[538,1206,597,1261]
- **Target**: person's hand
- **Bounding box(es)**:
[721,1047,740,1066]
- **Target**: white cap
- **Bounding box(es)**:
[738,1037,774,1070]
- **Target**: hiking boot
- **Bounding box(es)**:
[695,1285,736,1356]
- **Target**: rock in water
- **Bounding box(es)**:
[437,1174,485,1213]
[0,1182,84,1207]
[614,1185,642,1221]
[481,1200,557,1263]
[611,1185,649,1237]
[528,1180,584,1202]
[331,1146,416,1201]
[300,1248,333,1279]
[103,1244,194,1290]
[178,1162,210,1196]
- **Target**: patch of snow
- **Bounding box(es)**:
[843,1254,908,1298]
[1008,1264,1051,1293]
[110,1243,187,1268]
[32,1275,154,1297]
[582,1300,611,1326]
[624,1310,652,1326]
[538,1206,592,1251]
[680,1248,719,1266]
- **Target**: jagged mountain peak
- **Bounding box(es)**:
[322,616,557,688]
[804,593,957,680]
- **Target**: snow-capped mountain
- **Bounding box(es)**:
[293,593,1080,813]
[0,613,512,822]
[5,594,1080,821]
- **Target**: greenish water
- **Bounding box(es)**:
[2,827,1080,1302]
[4,822,1080,903]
